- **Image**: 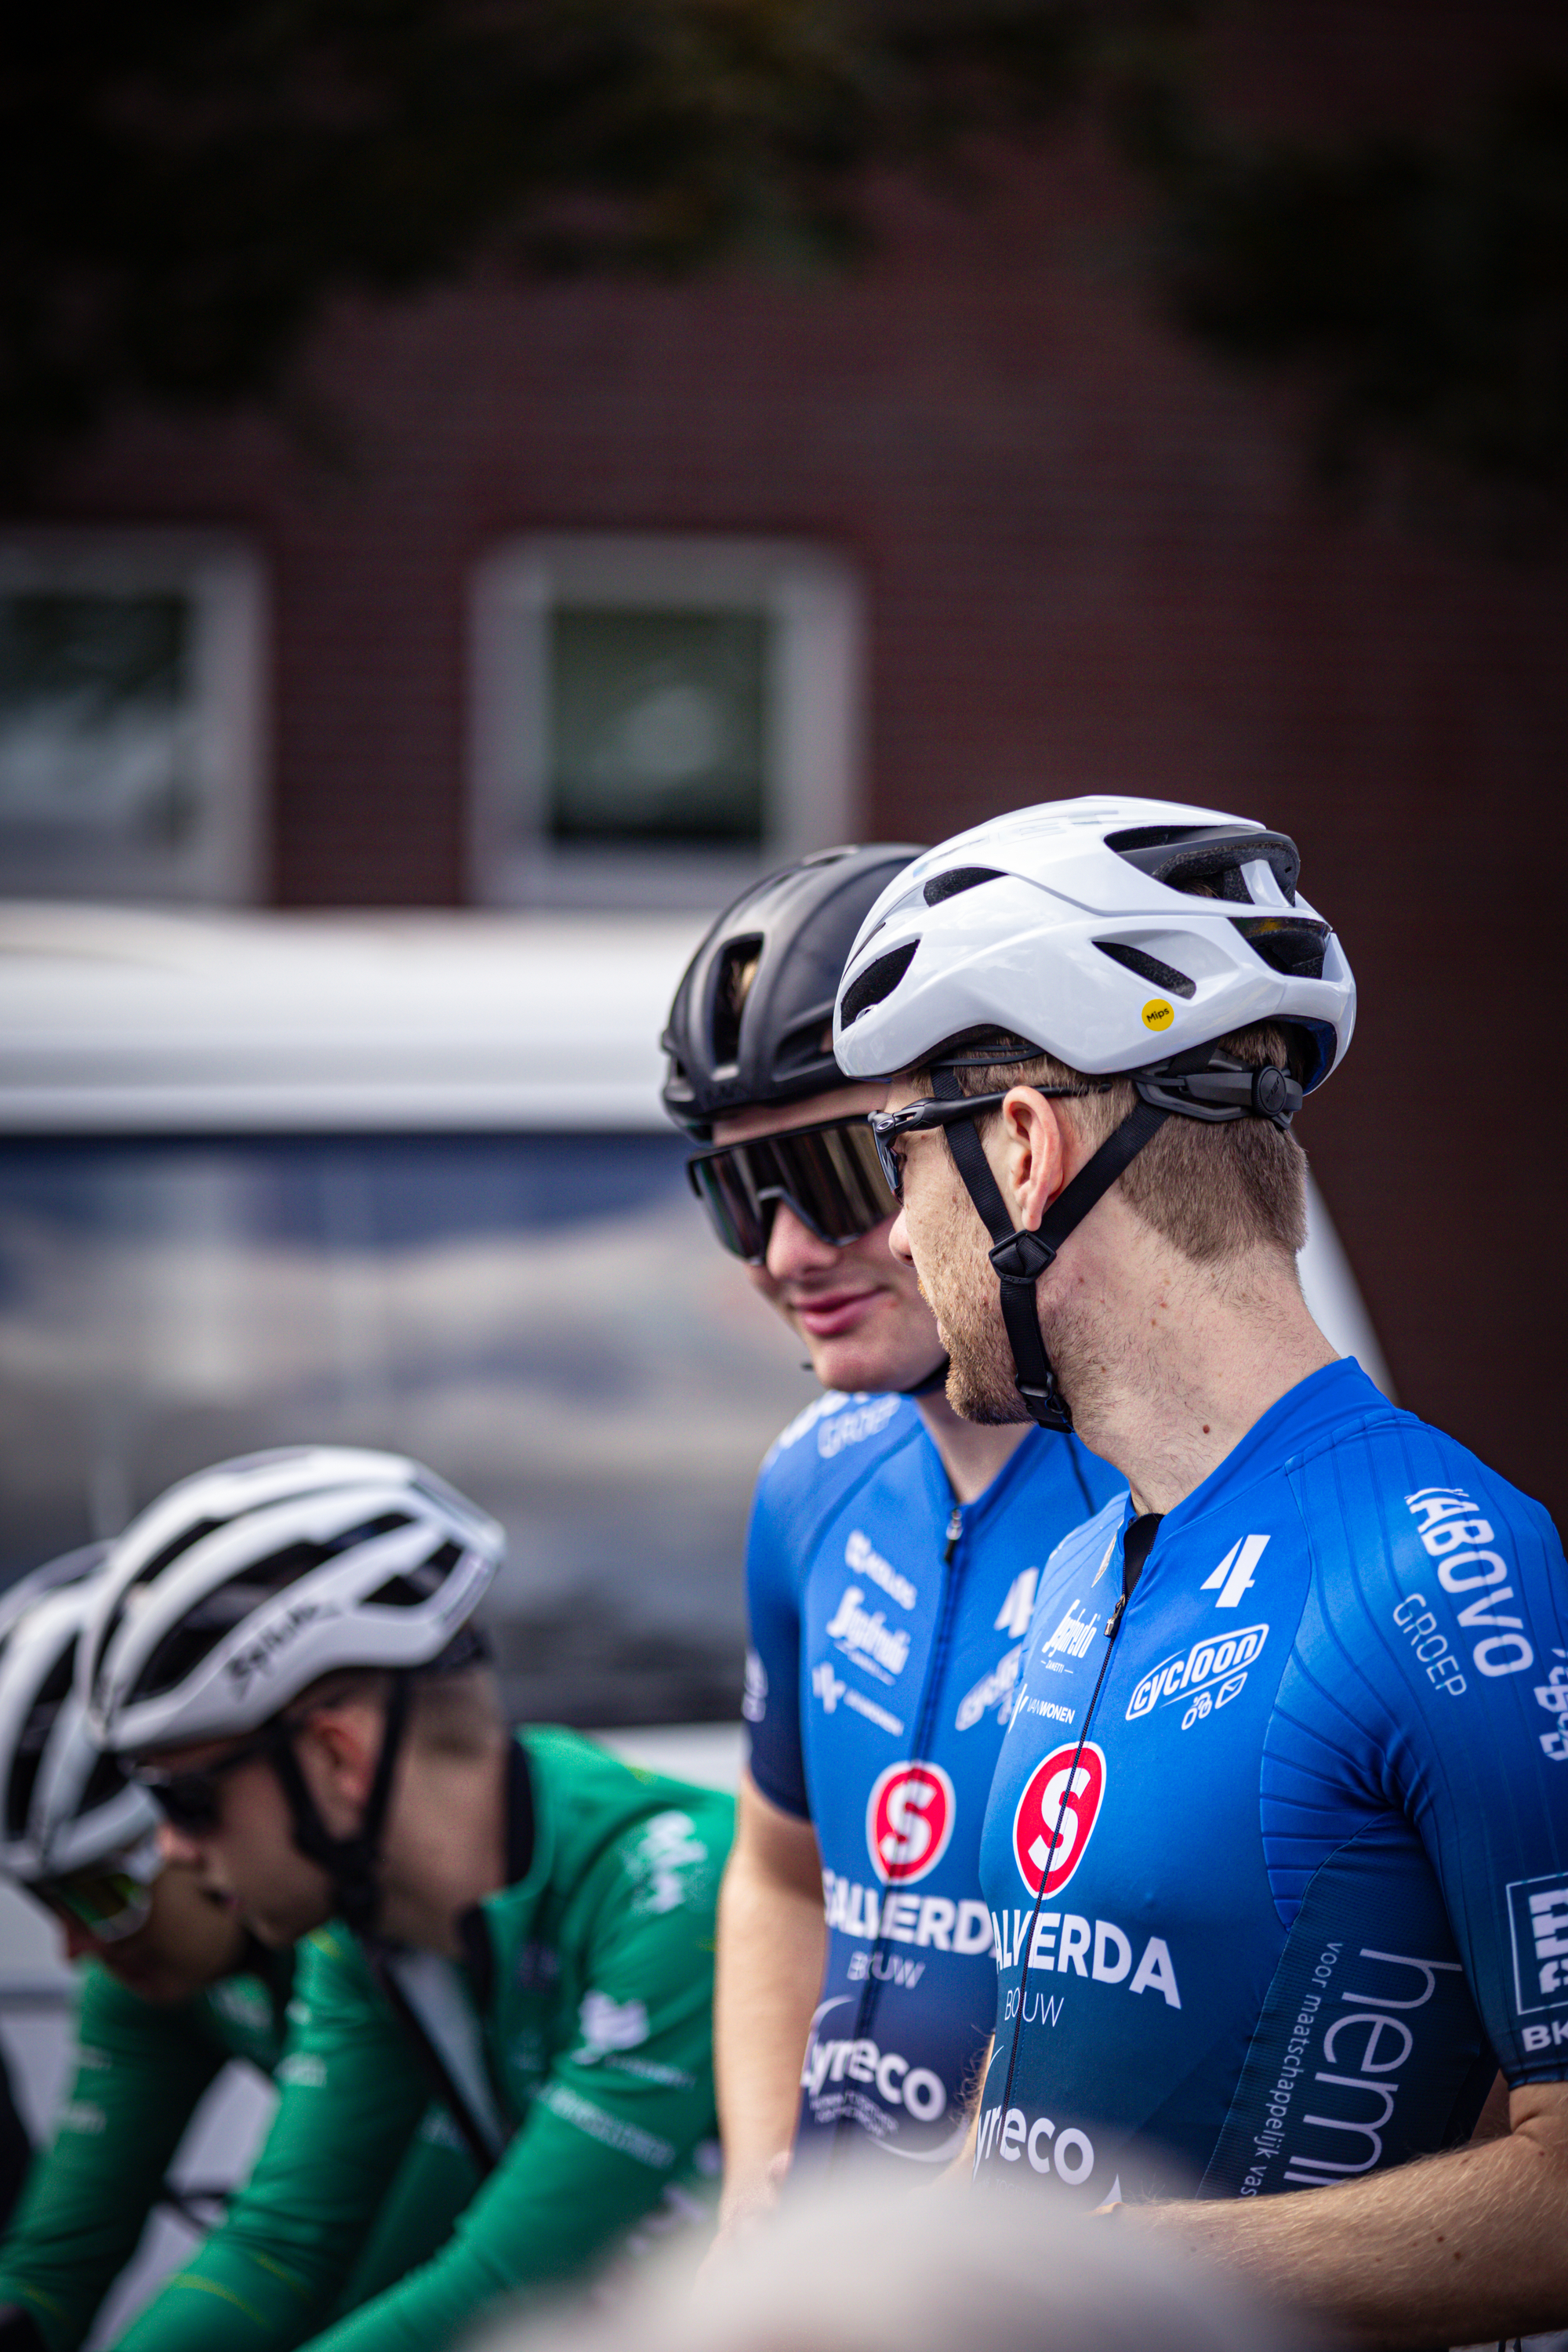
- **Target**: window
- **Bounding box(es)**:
[0,535,264,902]
[470,535,861,906]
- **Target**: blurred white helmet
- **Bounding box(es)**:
[0,1546,160,1887]
[833,796,1354,1088]
[85,1446,504,1757]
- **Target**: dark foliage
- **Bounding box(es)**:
[1120,70,1568,513]
[0,0,1116,485]
[3,1,1566,523]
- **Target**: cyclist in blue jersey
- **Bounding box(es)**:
[833,797,1568,2345]
[661,850,1123,2243]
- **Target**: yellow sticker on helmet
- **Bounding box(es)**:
[1142,999,1175,1032]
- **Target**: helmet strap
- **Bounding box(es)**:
[928,1068,1170,1432]
[264,1670,413,1936]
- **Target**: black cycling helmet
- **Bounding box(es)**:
[661,844,926,1138]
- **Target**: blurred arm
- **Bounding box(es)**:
[1132,2077,1568,2348]
[0,1969,223,2351]
[711,1771,824,2238]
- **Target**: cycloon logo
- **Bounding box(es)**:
[866,1762,956,1886]
[1012,1744,1106,1899]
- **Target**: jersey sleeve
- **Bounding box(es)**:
[108,1930,429,2352]
[0,1965,226,2352]
[296,1806,726,2352]
[329,2111,477,2318]
[1292,1430,1568,2089]
[741,1450,808,1817]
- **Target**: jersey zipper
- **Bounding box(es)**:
[829,1501,967,2163]
[991,1517,1144,2141]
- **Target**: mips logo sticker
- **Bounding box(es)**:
[866,1762,956,1886]
[1012,1743,1106,1899]
[1142,1000,1175,1032]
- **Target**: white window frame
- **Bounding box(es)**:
[468,534,862,908]
[0,531,266,904]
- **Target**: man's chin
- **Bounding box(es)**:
[946,1349,1031,1425]
[805,1338,920,1396]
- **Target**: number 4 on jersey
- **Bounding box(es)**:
[1202,1534,1269,1610]
[995,1570,1039,1641]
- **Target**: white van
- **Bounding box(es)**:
[0,898,1392,1713]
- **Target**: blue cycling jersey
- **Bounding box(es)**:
[973,1359,1568,2209]
[744,1388,1123,2167]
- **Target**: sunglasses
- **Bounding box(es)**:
[686,1114,899,1265]
[36,1831,164,1944]
[868,1085,1105,1201]
[132,1723,285,1836]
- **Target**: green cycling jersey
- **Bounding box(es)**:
[0,1946,477,2351]
[0,1942,295,2349]
[109,1727,732,2352]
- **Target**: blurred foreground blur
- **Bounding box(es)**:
[489,2175,1306,2352]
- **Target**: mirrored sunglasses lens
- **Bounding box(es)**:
[690,1154,768,1261]
[45,1868,154,1941]
[870,1126,903,1200]
[769,1122,897,1239]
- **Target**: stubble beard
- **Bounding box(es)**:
[913,1200,1029,1425]
[918,1205,1118,1431]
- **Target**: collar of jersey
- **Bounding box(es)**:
[1145,1356,1389,1544]
[217,1933,295,2030]
[914,1417,1056,1524]
[459,1732,554,2007]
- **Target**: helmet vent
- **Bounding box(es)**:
[5,1735,39,1841]
[366,1540,463,1610]
[1107,826,1299,906]
[840,943,917,1027]
[1093,941,1196,999]
[1231,916,1330,979]
[771,1018,835,1078]
[136,1519,230,1588]
[710,937,763,1069]
[923,867,1002,907]
[129,1512,414,1704]
[78,1748,130,1820]
[8,1639,74,1837]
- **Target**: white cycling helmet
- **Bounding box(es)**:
[0,1545,160,1890]
[834,796,1353,1088]
[833,797,1355,1432]
[83,1447,505,1935]
[85,1446,503,1756]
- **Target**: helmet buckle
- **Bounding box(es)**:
[989,1230,1058,1283]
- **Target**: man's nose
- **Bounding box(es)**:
[158,1820,205,1868]
[764,1200,838,1284]
[888,1207,914,1265]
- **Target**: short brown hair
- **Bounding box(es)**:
[949,1026,1308,1266]
[289,1663,503,1759]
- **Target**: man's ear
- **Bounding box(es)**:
[295,1704,379,1812]
[997,1087,1073,1228]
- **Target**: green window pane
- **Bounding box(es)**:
[547,607,768,848]
[0,591,198,842]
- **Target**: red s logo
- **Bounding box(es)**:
[1011,1744,1106,1897]
[866,1762,956,1885]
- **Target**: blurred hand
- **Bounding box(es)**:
[699,2151,793,2278]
